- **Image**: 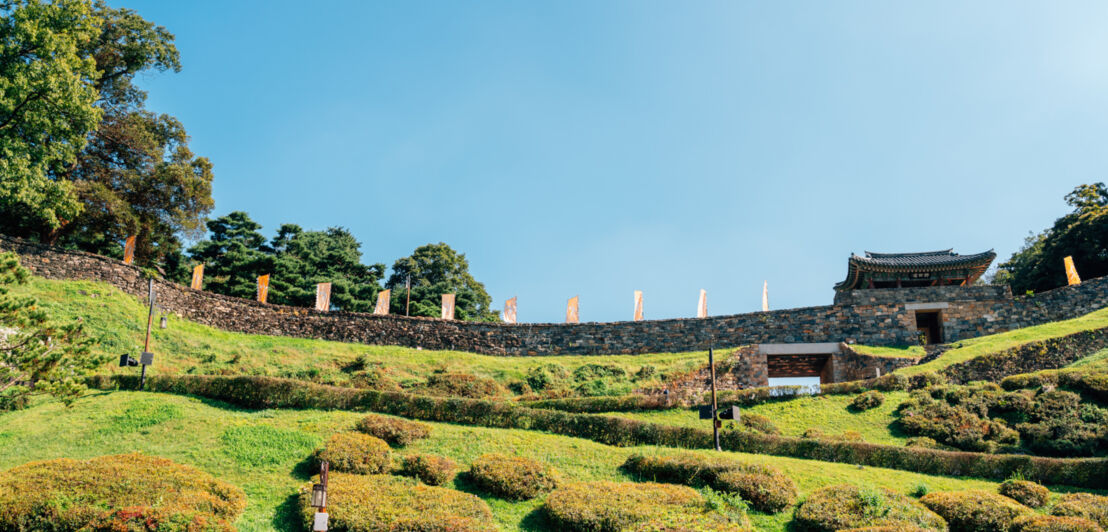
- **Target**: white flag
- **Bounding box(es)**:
[697,289,707,318]
[762,280,769,312]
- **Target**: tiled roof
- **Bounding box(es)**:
[835,249,996,291]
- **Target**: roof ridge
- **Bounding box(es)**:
[863,249,954,258]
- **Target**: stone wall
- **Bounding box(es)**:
[941,326,1108,384]
[3,234,1107,356]
[833,344,920,382]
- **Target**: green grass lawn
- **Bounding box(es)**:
[604,391,912,446]
[10,276,705,390]
[850,344,926,358]
[0,391,1011,532]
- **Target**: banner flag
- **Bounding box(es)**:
[190,264,204,290]
[315,282,332,311]
[697,289,707,318]
[566,296,579,323]
[123,236,136,265]
[1064,256,1082,286]
[374,289,391,315]
[633,290,644,321]
[762,280,769,312]
[257,274,270,303]
[441,293,456,320]
[504,297,517,323]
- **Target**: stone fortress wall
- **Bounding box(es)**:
[3,234,1106,356]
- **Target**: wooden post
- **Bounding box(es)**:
[709,346,720,452]
[141,278,154,390]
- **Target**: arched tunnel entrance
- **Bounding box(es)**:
[758,343,840,385]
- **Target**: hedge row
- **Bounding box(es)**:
[86,374,1108,489]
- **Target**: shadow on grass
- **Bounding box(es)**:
[520,506,554,531]
[271,492,305,532]
[291,454,318,481]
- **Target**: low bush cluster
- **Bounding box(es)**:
[315,432,390,474]
[621,453,797,513]
[520,393,673,413]
[1051,493,1108,529]
[852,390,886,411]
[467,453,560,500]
[1014,514,1104,532]
[85,375,1108,489]
[298,473,494,531]
[737,412,780,435]
[422,372,507,399]
[354,413,431,446]
[919,490,1031,532]
[544,481,743,532]
[998,479,1050,508]
[803,428,865,442]
[401,454,457,486]
[793,484,947,532]
[0,453,245,531]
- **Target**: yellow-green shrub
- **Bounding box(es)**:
[1014,514,1104,532]
[316,432,390,474]
[467,453,560,501]
[401,454,457,486]
[793,484,947,532]
[628,511,752,531]
[423,373,507,398]
[298,473,494,531]
[543,481,705,532]
[0,453,245,531]
[851,391,886,411]
[920,490,1031,532]
[621,453,797,513]
[354,413,430,446]
[1052,493,1108,529]
[838,525,930,532]
[999,480,1050,509]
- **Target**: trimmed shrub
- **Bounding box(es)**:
[839,525,930,532]
[793,484,947,532]
[0,453,245,531]
[526,363,570,391]
[629,512,752,531]
[621,453,797,513]
[299,473,494,531]
[738,412,780,435]
[906,437,943,450]
[316,432,390,474]
[468,453,560,500]
[803,428,865,442]
[852,391,886,411]
[874,374,910,392]
[520,393,673,413]
[423,373,506,399]
[999,479,1050,509]
[349,368,402,391]
[573,363,627,381]
[1014,515,1104,532]
[401,454,457,486]
[920,490,1031,532]
[354,413,431,446]
[1052,493,1108,529]
[544,481,705,532]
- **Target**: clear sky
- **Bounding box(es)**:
[117,1,1108,323]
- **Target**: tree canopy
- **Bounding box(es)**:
[268,224,385,312]
[186,211,272,300]
[386,243,498,322]
[995,183,1108,293]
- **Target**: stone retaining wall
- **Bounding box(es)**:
[3,234,1106,356]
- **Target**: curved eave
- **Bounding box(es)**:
[834,250,997,292]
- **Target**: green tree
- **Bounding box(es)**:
[187,212,272,300]
[0,0,101,238]
[995,183,1108,293]
[0,252,100,410]
[268,225,385,312]
[386,243,497,321]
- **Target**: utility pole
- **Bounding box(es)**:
[405,274,411,316]
[141,278,154,390]
[709,345,721,451]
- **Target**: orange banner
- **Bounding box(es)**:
[633,290,644,321]
[441,293,456,320]
[190,264,204,290]
[315,282,332,311]
[374,289,391,315]
[123,235,136,264]
[257,274,270,303]
[504,297,517,323]
[697,289,707,318]
[566,296,579,324]
[1064,256,1082,286]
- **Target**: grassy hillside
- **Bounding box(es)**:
[11,277,704,393]
[0,391,1010,532]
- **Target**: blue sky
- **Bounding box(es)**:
[118,1,1108,323]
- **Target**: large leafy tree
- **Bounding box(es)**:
[0,252,101,410]
[995,183,1108,293]
[268,225,385,312]
[0,0,101,237]
[187,212,273,300]
[385,243,497,321]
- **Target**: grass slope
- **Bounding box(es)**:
[11,276,703,389]
[0,391,1009,532]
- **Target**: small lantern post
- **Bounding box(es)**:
[311,460,329,531]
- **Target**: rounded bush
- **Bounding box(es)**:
[793,484,947,532]
[738,412,780,435]
[401,453,457,486]
[0,453,245,531]
[1014,514,1104,532]
[920,490,1031,532]
[1052,493,1108,529]
[468,453,560,500]
[713,469,797,513]
[852,390,886,411]
[838,524,930,532]
[999,480,1050,509]
[628,511,753,531]
[621,453,797,514]
[354,413,431,446]
[423,373,506,398]
[299,473,494,531]
[544,481,705,531]
[316,432,390,474]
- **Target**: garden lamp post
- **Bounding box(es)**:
[311,460,329,531]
